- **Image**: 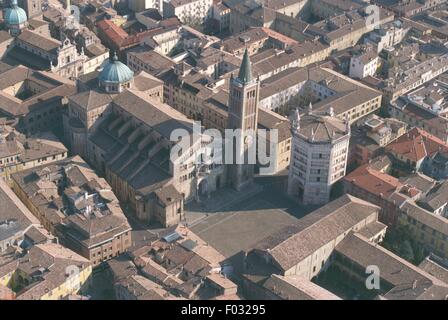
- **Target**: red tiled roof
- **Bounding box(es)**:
[121,28,164,47]
[399,185,420,198]
[96,19,169,50]
[97,19,129,48]
[385,127,448,162]
[344,164,402,198]
[159,17,182,28]
[261,27,298,46]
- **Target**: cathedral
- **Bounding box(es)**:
[63,51,227,227]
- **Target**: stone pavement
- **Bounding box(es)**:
[184,183,263,226]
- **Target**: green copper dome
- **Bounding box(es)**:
[5,0,27,26]
[237,48,253,84]
[99,52,134,84]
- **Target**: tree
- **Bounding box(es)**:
[411,242,426,265]
[382,225,428,265]
[399,240,415,262]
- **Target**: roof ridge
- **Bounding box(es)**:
[271,195,354,251]
[322,119,332,139]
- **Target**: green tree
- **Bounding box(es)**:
[399,240,415,262]
[382,225,428,265]
[411,243,426,265]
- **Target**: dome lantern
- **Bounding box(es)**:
[98,51,134,93]
[5,0,28,35]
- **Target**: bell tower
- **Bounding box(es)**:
[227,48,260,191]
[19,0,42,19]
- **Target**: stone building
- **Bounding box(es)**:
[348,115,407,168]
[255,65,382,124]
[127,49,175,77]
[398,196,448,260]
[364,19,410,53]
[227,0,276,35]
[64,52,164,159]
[0,243,92,300]
[210,2,231,33]
[220,27,298,57]
[343,163,411,227]
[0,65,76,136]
[163,0,213,25]
[0,177,52,252]
[227,49,259,191]
[64,53,225,227]
[241,195,386,296]
[54,38,86,77]
[258,67,308,113]
[257,108,291,175]
[382,53,448,102]
[128,0,163,13]
[11,156,132,266]
[304,6,394,52]
[349,48,379,79]
[161,57,292,176]
[385,127,448,177]
[389,89,448,144]
[108,225,237,300]
[343,159,448,236]
[333,232,448,300]
[0,126,68,183]
[305,67,383,125]
[287,107,350,205]
[2,0,93,80]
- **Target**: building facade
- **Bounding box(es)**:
[64,55,225,227]
[349,50,379,79]
[0,127,68,184]
[287,108,350,205]
[11,156,132,267]
[163,0,213,25]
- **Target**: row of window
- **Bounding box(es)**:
[0,155,19,165]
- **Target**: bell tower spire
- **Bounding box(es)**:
[237,48,254,84]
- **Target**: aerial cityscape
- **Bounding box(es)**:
[1,0,448,304]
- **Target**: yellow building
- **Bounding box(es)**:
[0,127,68,184]
[309,67,383,124]
[0,243,92,300]
[398,201,448,259]
[257,109,292,174]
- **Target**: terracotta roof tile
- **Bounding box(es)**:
[344,164,402,198]
[386,127,448,162]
